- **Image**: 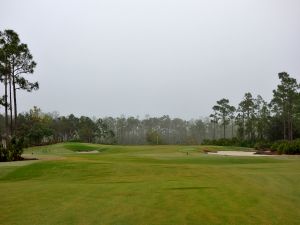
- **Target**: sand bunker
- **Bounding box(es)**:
[77,150,99,154]
[207,151,272,157]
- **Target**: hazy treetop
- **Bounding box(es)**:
[1,0,299,119]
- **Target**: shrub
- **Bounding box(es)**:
[272,139,300,154]
[0,145,9,162]
[10,137,24,160]
[202,138,255,148]
[254,142,272,150]
[0,136,24,162]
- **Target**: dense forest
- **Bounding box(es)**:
[0,72,299,147]
[1,29,300,161]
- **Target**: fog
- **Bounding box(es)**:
[1,0,299,119]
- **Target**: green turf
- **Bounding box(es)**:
[64,143,100,152]
[1,144,300,225]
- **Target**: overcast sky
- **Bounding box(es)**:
[1,0,299,119]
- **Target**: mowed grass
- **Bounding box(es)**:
[1,144,300,225]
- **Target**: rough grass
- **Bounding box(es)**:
[1,143,300,225]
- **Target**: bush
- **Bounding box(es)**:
[10,136,24,160]
[202,138,255,148]
[271,140,286,151]
[254,142,272,150]
[271,139,300,154]
[0,136,24,162]
[0,145,9,162]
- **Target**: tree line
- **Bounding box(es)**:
[207,72,300,144]
[1,72,299,150]
[1,29,300,161]
[0,108,217,146]
[204,72,300,153]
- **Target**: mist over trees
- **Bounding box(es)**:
[1,110,210,146]
[0,71,298,149]
[0,29,300,161]
[0,72,299,149]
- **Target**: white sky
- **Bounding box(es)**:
[1,0,300,119]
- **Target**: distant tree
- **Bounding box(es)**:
[17,107,53,146]
[209,110,219,140]
[95,118,115,144]
[238,93,255,140]
[229,106,236,138]
[235,112,245,140]
[190,119,206,143]
[126,117,141,144]
[294,92,300,138]
[271,72,299,140]
[160,115,171,143]
[212,98,235,139]
[146,130,163,145]
[78,116,96,143]
[172,118,188,144]
[254,95,270,140]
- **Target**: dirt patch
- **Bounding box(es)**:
[255,149,278,155]
[203,148,218,154]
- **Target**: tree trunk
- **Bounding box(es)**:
[213,122,216,140]
[9,73,13,135]
[283,117,286,140]
[290,120,293,141]
[288,111,293,141]
[12,70,17,133]
[4,75,8,137]
[242,112,245,140]
[4,74,9,142]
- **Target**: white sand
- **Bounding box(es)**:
[77,150,99,154]
[207,151,272,157]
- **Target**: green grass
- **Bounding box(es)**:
[1,144,300,225]
[64,143,100,152]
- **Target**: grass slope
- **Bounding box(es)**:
[64,143,100,152]
[0,144,300,225]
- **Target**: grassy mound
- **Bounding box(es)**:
[64,143,99,152]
